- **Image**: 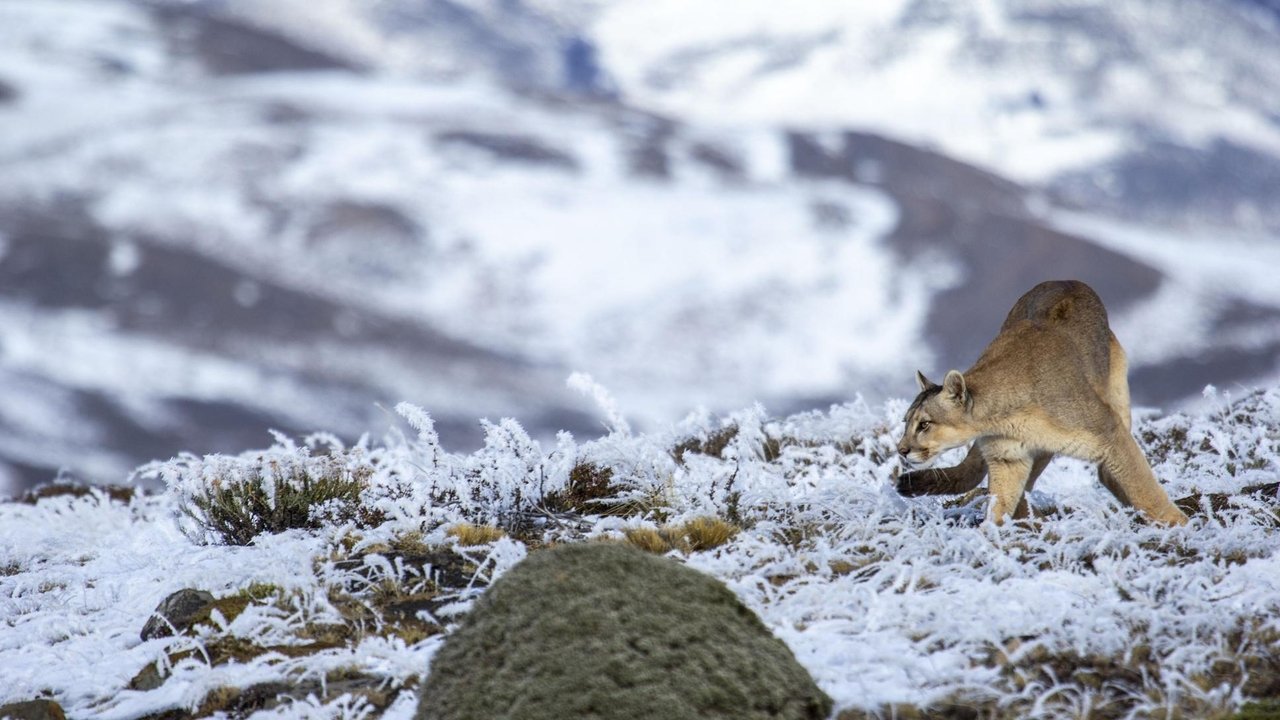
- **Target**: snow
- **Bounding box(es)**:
[3,386,1278,717]
[589,0,1280,183]
[0,302,350,433]
[0,495,331,711]
[429,170,913,409]
[1052,211,1280,308]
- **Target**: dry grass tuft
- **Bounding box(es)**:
[389,531,431,555]
[622,527,671,554]
[680,516,738,551]
[621,516,740,555]
[446,523,507,546]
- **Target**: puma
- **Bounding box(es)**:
[895,280,1189,526]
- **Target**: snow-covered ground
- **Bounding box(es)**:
[2,384,1277,718]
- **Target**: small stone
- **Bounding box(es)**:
[128,662,165,691]
[141,588,215,641]
[0,699,66,720]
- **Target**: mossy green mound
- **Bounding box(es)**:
[1235,700,1280,719]
[416,542,832,720]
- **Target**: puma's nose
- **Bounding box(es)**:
[898,447,909,458]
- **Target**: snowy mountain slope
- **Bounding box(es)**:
[0,0,915,492]
[1,0,1278,495]
[784,130,1163,372]
[1052,211,1280,402]
[590,0,1280,231]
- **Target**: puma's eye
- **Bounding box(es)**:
[917,421,931,433]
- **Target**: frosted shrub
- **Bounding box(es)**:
[146,406,582,544]
[138,434,379,545]
[665,398,898,528]
[458,418,551,526]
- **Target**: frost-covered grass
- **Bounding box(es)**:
[2,385,1279,719]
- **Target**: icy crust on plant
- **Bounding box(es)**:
[2,389,1279,718]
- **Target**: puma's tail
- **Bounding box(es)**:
[896,445,987,496]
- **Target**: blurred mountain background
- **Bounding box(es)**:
[1,0,1278,495]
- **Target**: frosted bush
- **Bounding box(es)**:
[145,405,586,544]
[137,437,374,545]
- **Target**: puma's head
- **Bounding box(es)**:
[897,369,978,465]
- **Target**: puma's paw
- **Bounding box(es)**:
[896,469,940,497]
[1153,505,1191,527]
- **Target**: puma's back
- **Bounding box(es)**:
[1002,278,1110,364]
[965,280,1114,414]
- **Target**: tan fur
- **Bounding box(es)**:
[895,280,1189,526]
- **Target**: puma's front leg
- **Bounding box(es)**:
[984,455,1033,525]
[983,458,1034,520]
[1008,453,1054,520]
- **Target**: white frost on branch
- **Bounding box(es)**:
[566,372,632,436]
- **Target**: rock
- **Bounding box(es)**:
[1233,699,1280,719]
[0,699,66,720]
[141,588,215,641]
[128,662,166,692]
[416,542,832,720]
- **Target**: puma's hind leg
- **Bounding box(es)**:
[1100,335,1188,525]
[1097,335,1136,506]
[896,444,987,497]
[1106,334,1133,432]
[1100,431,1189,526]
[1097,466,1133,508]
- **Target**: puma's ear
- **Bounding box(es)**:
[943,370,969,407]
[915,370,934,391]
